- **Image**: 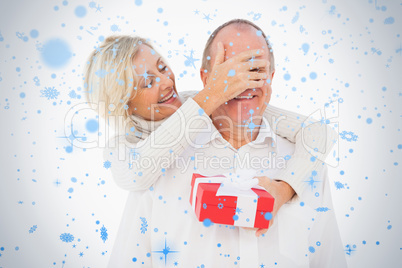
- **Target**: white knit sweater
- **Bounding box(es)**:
[104,91,336,199]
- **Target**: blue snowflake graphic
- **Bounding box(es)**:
[103,160,111,169]
[328,5,337,15]
[60,233,74,243]
[315,207,330,212]
[344,244,356,256]
[130,148,139,160]
[253,13,262,21]
[291,12,300,24]
[304,170,321,191]
[40,87,60,100]
[218,203,224,209]
[284,155,292,160]
[153,237,179,266]
[203,203,207,209]
[237,109,264,140]
[29,225,37,233]
[95,4,103,12]
[334,181,345,190]
[203,13,213,23]
[110,24,119,32]
[95,68,108,78]
[339,131,358,142]
[100,225,108,243]
[33,76,40,86]
[68,90,77,99]
[184,49,199,69]
[16,32,28,42]
[136,65,154,86]
[140,217,148,234]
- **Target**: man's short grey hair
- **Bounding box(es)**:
[201,19,275,74]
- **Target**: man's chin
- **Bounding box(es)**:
[218,99,258,124]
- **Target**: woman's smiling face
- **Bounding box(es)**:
[128,44,182,121]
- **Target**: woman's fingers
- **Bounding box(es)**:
[242,227,257,231]
[212,42,225,67]
[244,59,269,70]
[207,47,269,104]
[253,176,276,237]
[245,80,265,90]
[247,72,268,81]
[234,48,265,62]
[255,228,268,237]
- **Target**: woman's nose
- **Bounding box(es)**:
[159,73,173,88]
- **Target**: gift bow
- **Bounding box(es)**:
[219,170,261,191]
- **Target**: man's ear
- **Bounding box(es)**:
[200,68,209,87]
[270,70,275,84]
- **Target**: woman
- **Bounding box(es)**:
[85,35,278,191]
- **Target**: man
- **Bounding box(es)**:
[108,19,346,267]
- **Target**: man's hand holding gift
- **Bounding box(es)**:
[253,176,296,237]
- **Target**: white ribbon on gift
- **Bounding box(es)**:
[191,169,266,228]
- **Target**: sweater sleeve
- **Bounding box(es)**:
[264,105,337,201]
[104,98,212,191]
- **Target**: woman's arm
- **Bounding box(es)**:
[264,105,337,200]
[107,44,267,191]
[105,97,212,191]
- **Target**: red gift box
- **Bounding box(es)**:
[190,173,275,229]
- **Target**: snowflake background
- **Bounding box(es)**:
[0,0,401,267]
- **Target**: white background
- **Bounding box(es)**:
[0,0,401,267]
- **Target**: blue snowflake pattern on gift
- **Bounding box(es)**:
[339,131,358,142]
[218,203,224,209]
[203,203,207,209]
[235,207,243,215]
[40,87,60,100]
[60,233,74,243]
[100,225,108,243]
[140,217,148,234]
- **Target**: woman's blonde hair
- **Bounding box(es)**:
[84,35,154,120]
